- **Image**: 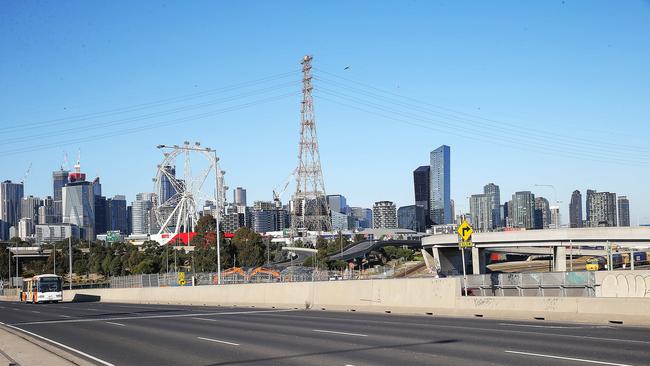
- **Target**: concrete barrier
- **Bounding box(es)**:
[596,270,650,297]
[64,276,650,325]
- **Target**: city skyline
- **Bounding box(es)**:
[1,1,649,224]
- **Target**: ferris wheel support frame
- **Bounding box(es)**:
[155,143,222,284]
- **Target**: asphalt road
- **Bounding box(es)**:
[0,301,649,366]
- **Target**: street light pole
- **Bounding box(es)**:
[68,236,72,290]
[213,150,222,285]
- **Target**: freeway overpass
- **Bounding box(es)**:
[421,227,650,275]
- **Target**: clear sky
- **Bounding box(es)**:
[1,1,649,224]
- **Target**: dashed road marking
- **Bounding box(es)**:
[313,329,367,337]
[505,350,633,366]
[105,322,126,327]
[197,336,239,346]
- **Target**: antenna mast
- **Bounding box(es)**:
[290,55,331,233]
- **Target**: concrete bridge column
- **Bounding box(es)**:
[431,247,463,276]
[554,245,566,272]
[471,247,487,275]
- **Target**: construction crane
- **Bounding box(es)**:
[272,169,295,208]
[20,162,32,185]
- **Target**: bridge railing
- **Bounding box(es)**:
[464,271,596,297]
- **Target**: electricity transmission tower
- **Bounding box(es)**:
[290,55,331,233]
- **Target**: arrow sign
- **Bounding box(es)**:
[457,221,473,242]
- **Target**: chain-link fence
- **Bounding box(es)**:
[464,271,596,297]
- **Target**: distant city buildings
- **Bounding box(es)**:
[430,145,451,225]
[234,187,247,207]
[52,168,69,223]
[35,223,79,244]
[131,192,155,235]
[618,196,630,227]
[0,180,24,240]
[569,190,583,228]
[326,194,347,215]
[372,201,397,229]
[534,197,550,229]
[511,191,535,229]
[397,205,425,232]
[587,190,617,227]
[413,166,431,227]
[469,194,491,232]
[483,183,501,229]
[350,207,372,229]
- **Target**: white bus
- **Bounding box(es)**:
[21,274,63,303]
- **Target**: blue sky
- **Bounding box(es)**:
[1,1,649,224]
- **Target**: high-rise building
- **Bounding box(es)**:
[234,187,246,207]
[534,197,550,229]
[21,195,41,222]
[413,166,431,227]
[38,197,55,225]
[397,205,425,232]
[430,145,451,225]
[331,210,348,231]
[469,194,491,232]
[159,165,177,205]
[569,190,583,228]
[326,194,347,215]
[372,201,397,229]
[131,193,155,235]
[550,206,560,229]
[18,218,34,240]
[62,180,95,241]
[585,189,595,226]
[483,183,501,229]
[0,180,24,240]
[587,191,617,227]
[52,169,69,223]
[94,195,107,236]
[35,223,79,244]
[107,195,128,234]
[350,207,372,229]
[617,196,630,227]
[512,191,535,229]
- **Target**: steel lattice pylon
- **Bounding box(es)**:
[290,55,331,233]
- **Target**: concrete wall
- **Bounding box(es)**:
[596,270,650,297]
[63,276,650,325]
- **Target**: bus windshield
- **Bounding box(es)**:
[38,278,62,292]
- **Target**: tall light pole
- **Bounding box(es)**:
[68,236,72,290]
[213,149,222,285]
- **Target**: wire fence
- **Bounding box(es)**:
[464,271,596,297]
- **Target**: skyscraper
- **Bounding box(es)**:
[159,165,177,204]
[38,197,55,225]
[585,189,595,226]
[21,195,41,222]
[587,191,617,227]
[234,187,246,207]
[469,194,491,232]
[569,190,583,228]
[483,183,501,229]
[534,197,550,229]
[430,145,451,225]
[372,201,397,229]
[52,169,69,223]
[350,207,372,229]
[62,180,95,241]
[131,193,155,235]
[512,191,535,229]
[107,195,128,234]
[617,196,630,227]
[326,194,347,215]
[413,166,431,227]
[0,180,24,240]
[397,205,425,232]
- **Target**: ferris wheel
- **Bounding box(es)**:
[152,141,223,240]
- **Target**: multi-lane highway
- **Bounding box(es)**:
[0,301,648,366]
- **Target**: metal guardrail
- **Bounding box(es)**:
[464,271,596,297]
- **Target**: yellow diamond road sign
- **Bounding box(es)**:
[457,221,473,242]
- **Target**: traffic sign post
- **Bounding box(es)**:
[457,220,474,296]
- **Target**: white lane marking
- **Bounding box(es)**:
[197,336,239,346]
[3,323,115,366]
[30,310,41,314]
[505,350,634,366]
[59,315,71,318]
[313,329,368,337]
[105,322,126,327]
[192,317,218,322]
[17,308,296,326]
[499,323,575,329]
[255,313,650,345]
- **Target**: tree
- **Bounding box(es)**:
[196,214,217,234]
[232,228,265,267]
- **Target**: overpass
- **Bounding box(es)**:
[421,227,650,275]
[328,239,421,262]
